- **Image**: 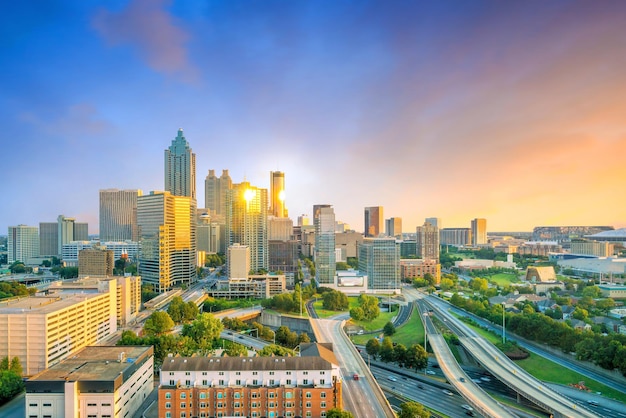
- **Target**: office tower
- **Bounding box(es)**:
[471,218,488,245]
[228,243,250,279]
[314,204,336,285]
[358,238,400,290]
[416,221,440,261]
[74,222,88,241]
[7,225,39,264]
[425,217,442,229]
[26,346,153,418]
[268,216,293,241]
[137,191,197,292]
[99,189,142,241]
[385,217,402,238]
[204,169,232,217]
[39,222,58,257]
[78,246,114,277]
[226,182,268,273]
[165,128,196,199]
[197,213,221,254]
[297,214,310,226]
[440,228,471,246]
[269,171,287,217]
[57,215,75,255]
[364,206,383,237]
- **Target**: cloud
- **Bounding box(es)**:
[92,0,196,81]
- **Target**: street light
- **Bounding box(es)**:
[502,302,506,344]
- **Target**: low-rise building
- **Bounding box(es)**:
[157,343,342,418]
[25,345,153,418]
[208,274,286,299]
[400,259,441,284]
[599,284,626,300]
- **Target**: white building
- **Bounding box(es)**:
[7,224,39,264]
[25,345,153,418]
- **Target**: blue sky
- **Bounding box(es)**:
[2,0,626,234]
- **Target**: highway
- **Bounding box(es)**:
[310,317,396,418]
[421,295,599,418]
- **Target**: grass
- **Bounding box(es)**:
[487,272,520,286]
[350,310,396,332]
[350,304,427,348]
[454,314,626,402]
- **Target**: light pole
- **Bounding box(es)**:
[502,302,506,344]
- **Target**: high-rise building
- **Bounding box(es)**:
[269,171,287,218]
[57,215,75,255]
[7,225,39,264]
[358,238,400,291]
[425,217,442,229]
[39,222,58,257]
[165,128,196,199]
[297,214,310,226]
[197,212,221,254]
[385,217,402,238]
[137,191,197,292]
[314,204,336,285]
[78,246,114,277]
[204,169,232,217]
[74,222,88,241]
[416,221,440,261]
[227,243,250,279]
[99,189,142,241]
[226,182,268,273]
[364,206,384,237]
[440,228,471,246]
[471,218,488,245]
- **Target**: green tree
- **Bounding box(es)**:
[379,337,395,362]
[322,290,349,311]
[398,401,431,418]
[224,343,248,357]
[258,344,292,357]
[298,332,311,344]
[144,311,175,336]
[394,344,407,367]
[405,344,428,371]
[336,262,350,270]
[181,313,223,353]
[383,321,396,336]
[365,338,380,359]
[275,326,298,348]
[167,296,186,323]
[440,278,454,291]
[349,307,365,321]
[326,408,354,418]
[358,294,380,321]
[582,285,602,298]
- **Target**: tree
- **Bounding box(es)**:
[440,278,454,291]
[182,313,223,353]
[322,290,349,311]
[394,344,407,367]
[258,344,292,357]
[167,296,186,323]
[383,321,396,336]
[405,344,428,371]
[298,332,311,344]
[398,401,431,418]
[144,311,175,336]
[224,343,248,357]
[358,294,380,321]
[349,307,365,321]
[366,338,380,359]
[379,337,395,362]
[326,408,354,418]
[582,285,602,299]
[275,326,298,348]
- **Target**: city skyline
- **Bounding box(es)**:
[3,1,626,234]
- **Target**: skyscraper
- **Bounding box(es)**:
[471,218,488,245]
[226,182,268,273]
[314,204,335,285]
[137,191,197,292]
[385,217,402,238]
[39,222,58,257]
[269,171,287,218]
[425,217,442,229]
[416,221,440,261]
[57,215,75,256]
[7,225,39,264]
[358,238,400,291]
[364,206,384,237]
[165,128,196,199]
[205,169,232,217]
[99,189,142,241]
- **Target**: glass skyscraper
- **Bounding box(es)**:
[358,238,400,291]
[314,204,335,285]
[165,129,196,200]
[99,189,142,241]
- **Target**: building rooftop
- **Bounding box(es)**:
[28,346,153,383]
[587,228,626,238]
[0,293,103,315]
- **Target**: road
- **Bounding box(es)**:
[310,317,396,418]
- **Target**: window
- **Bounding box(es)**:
[321,392,326,398]
[236,371,241,375]
[236,379,241,386]
[217,402,223,408]
[180,413,186,418]
[303,371,308,375]
[269,392,276,398]
[305,392,312,398]
[303,379,308,385]
[185,380,191,386]
[251,392,259,398]
[180,393,186,399]
[306,402,312,408]
[169,372,174,376]
[165,402,171,409]
[234,402,240,408]
[320,371,325,375]
[166,413,171,418]
[269,402,275,408]
[217,392,223,399]
[202,372,207,375]
[286,371,292,375]
[269,371,274,375]
[43,403,52,407]
[169,380,175,386]
[200,402,206,408]
[321,413,327,417]
[286,379,292,385]
[252,371,258,375]
[286,402,293,408]
[202,379,208,386]
[321,402,326,408]
[285,392,293,399]
[185,372,190,376]
[199,393,206,399]
[218,372,224,376]
[253,379,260,385]
[234,393,241,399]
[219,380,225,386]
[320,379,325,385]
[306,412,312,417]
[251,402,258,408]
[180,403,186,409]
[269,379,275,386]
[29,404,38,407]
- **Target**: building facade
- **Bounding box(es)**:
[165,128,196,199]
[416,221,440,261]
[137,191,197,292]
[226,182,268,273]
[570,240,615,257]
[205,169,232,218]
[358,238,400,291]
[158,343,342,418]
[385,217,402,238]
[99,188,142,241]
[25,346,153,418]
[364,206,383,237]
[39,222,58,257]
[7,224,39,264]
[440,228,471,247]
[314,205,336,285]
[78,246,115,277]
[471,218,487,246]
[228,244,250,279]
[400,259,441,284]
[270,171,287,218]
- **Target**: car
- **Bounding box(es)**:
[353,373,359,381]
[387,376,397,382]
[460,377,466,382]
[587,400,599,406]
[462,405,473,411]
[357,330,364,335]
[426,370,436,375]
[480,376,491,382]
[465,410,475,416]
[442,389,454,396]
[417,384,424,389]
[238,336,244,339]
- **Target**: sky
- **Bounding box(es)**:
[2,0,626,235]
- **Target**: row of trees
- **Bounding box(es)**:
[0,280,34,300]
[0,357,24,405]
[450,294,626,376]
[365,338,429,371]
[167,296,200,323]
[263,284,315,313]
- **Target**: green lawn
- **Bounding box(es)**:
[390,305,425,347]
[454,314,625,402]
[487,272,520,286]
